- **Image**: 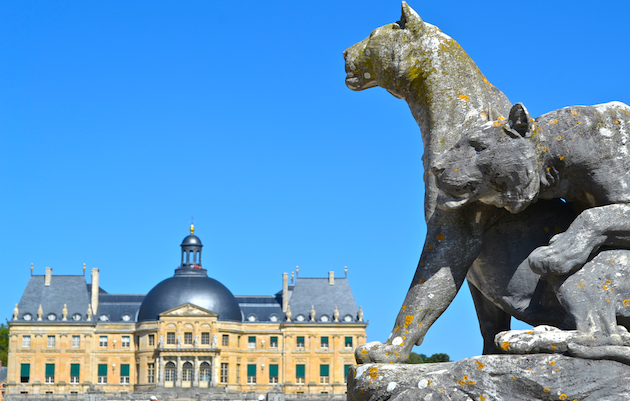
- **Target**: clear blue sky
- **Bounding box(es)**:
[1,1,629,362]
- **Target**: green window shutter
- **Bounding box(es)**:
[45,364,55,376]
[20,364,30,377]
[320,364,329,377]
[70,364,80,377]
[247,364,256,376]
[269,364,278,377]
[321,336,329,345]
[344,364,351,378]
[270,336,278,343]
[345,336,353,346]
[248,336,256,343]
[295,364,305,378]
[121,364,130,376]
[297,336,304,344]
[98,364,108,376]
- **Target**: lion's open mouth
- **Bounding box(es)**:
[436,190,474,210]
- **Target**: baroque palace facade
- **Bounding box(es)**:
[6,227,367,397]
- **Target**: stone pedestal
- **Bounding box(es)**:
[348,354,630,401]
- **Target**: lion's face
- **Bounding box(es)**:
[431,111,540,214]
[343,23,406,92]
[343,3,422,96]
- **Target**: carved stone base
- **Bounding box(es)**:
[348,354,630,401]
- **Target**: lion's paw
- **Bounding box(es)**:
[355,340,412,364]
[528,243,588,276]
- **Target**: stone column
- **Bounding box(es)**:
[211,357,216,387]
[176,356,182,388]
[193,356,199,388]
[158,357,165,387]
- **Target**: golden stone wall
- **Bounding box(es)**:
[7,303,366,397]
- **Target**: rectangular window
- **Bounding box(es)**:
[166,332,175,345]
[201,332,210,345]
[22,335,31,348]
[148,334,155,346]
[295,364,305,384]
[120,364,130,384]
[247,364,256,383]
[269,364,278,384]
[220,363,228,383]
[344,364,352,384]
[270,336,278,348]
[248,336,256,349]
[98,364,107,384]
[20,364,30,383]
[70,364,80,384]
[45,364,55,384]
[122,336,130,348]
[321,336,329,349]
[72,335,80,348]
[47,335,55,348]
[345,336,353,348]
[99,336,108,348]
[184,332,193,345]
[320,364,330,384]
[236,364,241,383]
[222,334,229,346]
[148,363,155,383]
[296,336,305,349]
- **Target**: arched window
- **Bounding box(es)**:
[165,362,176,382]
[182,362,194,382]
[200,362,211,382]
[189,251,194,263]
[196,251,201,264]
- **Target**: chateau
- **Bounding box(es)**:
[6,227,366,397]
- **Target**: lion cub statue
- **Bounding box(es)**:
[432,101,630,355]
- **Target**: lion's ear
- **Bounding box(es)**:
[506,103,533,138]
[399,2,423,31]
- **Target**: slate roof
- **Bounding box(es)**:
[287,277,361,323]
[0,366,7,383]
[15,275,145,323]
[16,275,91,322]
[236,295,283,322]
[97,294,145,323]
[14,273,362,325]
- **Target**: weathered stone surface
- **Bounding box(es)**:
[345,2,630,366]
[345,2,579,363]
[349,355,630,401]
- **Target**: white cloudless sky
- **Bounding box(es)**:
[1,1,629,361]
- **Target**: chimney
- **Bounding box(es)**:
[91,268,100,315]
[44,267,52,286]
[328,271,334,285]
[282,273,288,312]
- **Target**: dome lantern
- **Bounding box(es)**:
[180,224,203,271]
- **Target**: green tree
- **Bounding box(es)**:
[407,352,426,364]
[407,352,450,364]
[0,322,8,366]
[426,353,450,363]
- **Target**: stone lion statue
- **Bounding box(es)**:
[346,3,629,364]
[432,102,630,354]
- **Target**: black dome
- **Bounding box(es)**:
[181,234,202,246]
[137,269,242,322]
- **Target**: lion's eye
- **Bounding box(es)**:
[469,140,486,152]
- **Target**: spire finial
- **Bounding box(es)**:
[296,266,299,277]
[83,263,86,275]
[345,266,348,278]
[190,224,195,234]
[30,263,33,275]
